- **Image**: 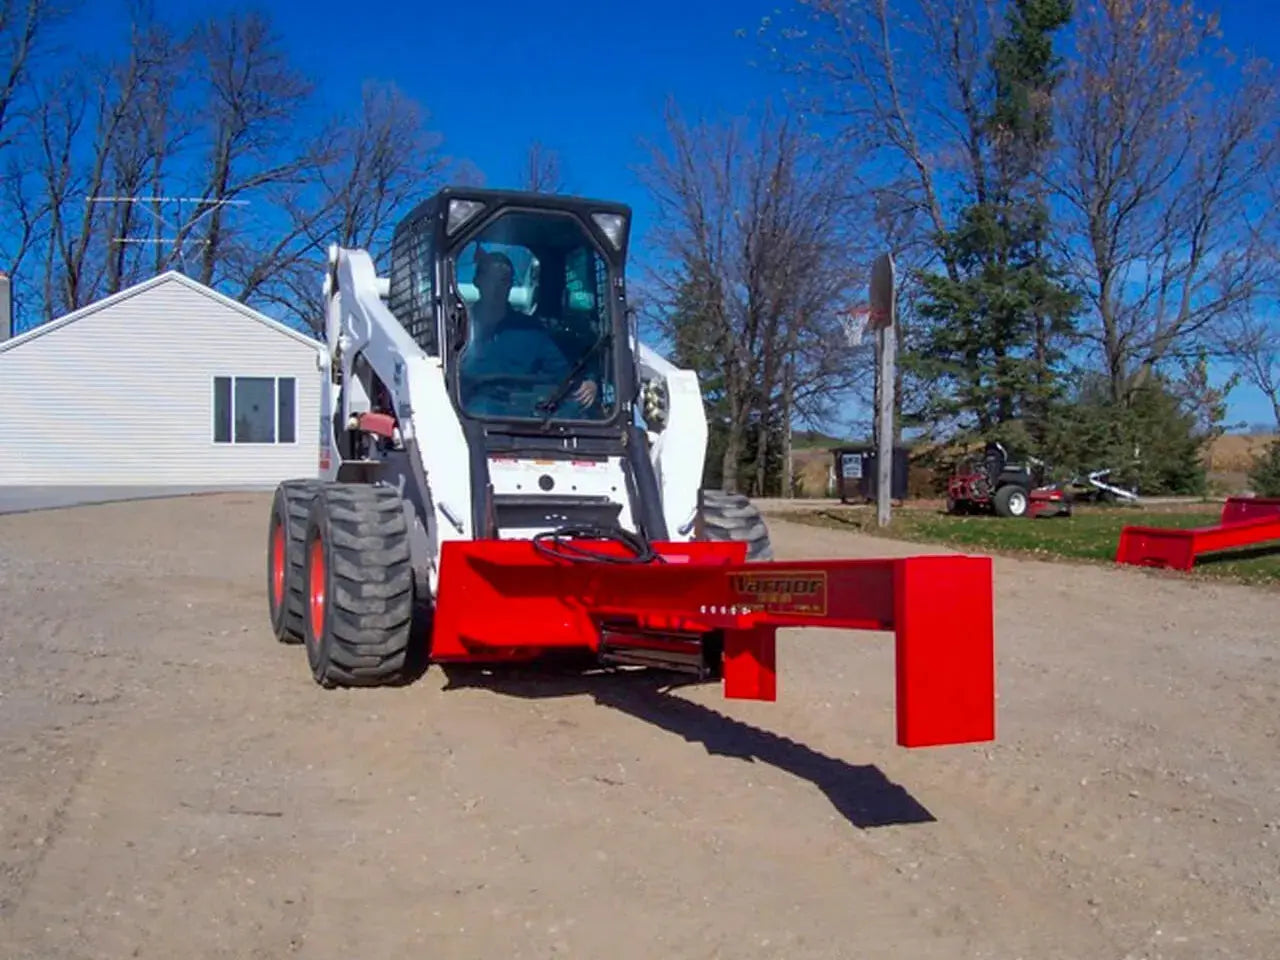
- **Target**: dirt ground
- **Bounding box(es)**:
[1,492,1277,960]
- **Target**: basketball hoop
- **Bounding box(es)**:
[868,252,896,332]
[841,306,872,347]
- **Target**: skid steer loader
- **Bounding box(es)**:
[265,187,996,748]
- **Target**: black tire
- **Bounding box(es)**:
[993,484,1029,518]
[699,489,774,561]
[301,482,416,688]
[267,478,323,644]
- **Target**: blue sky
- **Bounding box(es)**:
[50,0,1280,429]
[66,0,786,244]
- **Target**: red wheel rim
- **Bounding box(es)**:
[308,536,326,641]
[270,520,285,610]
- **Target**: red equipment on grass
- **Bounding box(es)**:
[946,441,1071,519]
[1115,497,1280,571]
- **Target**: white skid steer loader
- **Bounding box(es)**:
[265,187,996,750]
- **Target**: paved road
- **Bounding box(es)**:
[0,484,276,515]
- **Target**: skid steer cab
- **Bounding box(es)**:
[264,186,996,749]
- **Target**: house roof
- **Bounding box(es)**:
[0,270,322,355]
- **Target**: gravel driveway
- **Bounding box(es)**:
[1,492,1276,959]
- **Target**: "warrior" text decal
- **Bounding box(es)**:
[728,570,828,616]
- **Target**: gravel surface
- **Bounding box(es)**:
[1,492,1277,959]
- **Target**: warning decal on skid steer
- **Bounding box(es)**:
[319,414,331,471]
[727,570,828,616]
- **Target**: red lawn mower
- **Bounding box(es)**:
[945,441,1071,519]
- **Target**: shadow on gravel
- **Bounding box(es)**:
[438,659,936,831]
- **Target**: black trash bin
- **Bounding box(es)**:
[831,445,909,503]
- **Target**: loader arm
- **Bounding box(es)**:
[321,245,477,595]
[635,339,707,540]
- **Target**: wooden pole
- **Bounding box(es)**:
[877,321,896,527]
[782,354,794,498]
[869,251,897,528]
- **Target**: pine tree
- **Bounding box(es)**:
[904,0,1079,455]
[1249,440,1280,498]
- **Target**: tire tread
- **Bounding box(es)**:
[307,482,416,687]
[699,489,774,561]
[273,478,324,643]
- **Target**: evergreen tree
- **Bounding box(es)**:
[904,0,1079,455]
[1042,372,1213,496]
[1248,441,1280,498]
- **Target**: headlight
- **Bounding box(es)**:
[641,377,669,430]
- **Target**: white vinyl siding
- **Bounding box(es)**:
[0,274,321,485]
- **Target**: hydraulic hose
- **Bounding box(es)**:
[531,523,665,565]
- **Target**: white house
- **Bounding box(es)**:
[0,271,324,487]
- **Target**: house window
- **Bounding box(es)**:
[213,376,297,444]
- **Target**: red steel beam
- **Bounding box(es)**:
[1221,496,1280,525]
[1115,525,1197,571]
[430,539,995,748]
[1115,512,1280,571]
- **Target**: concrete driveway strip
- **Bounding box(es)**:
[0,484,275,515]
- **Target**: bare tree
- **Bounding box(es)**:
[1,150,44,325]
[765,0,1280,452]
[31,67,85,319]
[1047,0,1280,403]
[5,3,466,334]
[0,0,77,152]
[99,17,192,294]
[638,98,872,494]
[0,0,78,315]
[763,0,1004,275]
[1225,301,1280,429]
[184,10,314,288]
[759,0,1011,452]
[29,15,187,318]
[231,80,449,331]
[522,140,563,193]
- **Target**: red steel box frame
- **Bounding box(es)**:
[428,537,996,749]
[1115,497,1280,572]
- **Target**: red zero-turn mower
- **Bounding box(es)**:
[266,186,996,751]
[946,441,1071,519]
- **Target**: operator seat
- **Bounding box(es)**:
[983,441,1008,487]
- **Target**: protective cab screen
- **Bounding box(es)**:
[453,210,617,423]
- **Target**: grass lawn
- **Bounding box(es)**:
[784,503,1280,586]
